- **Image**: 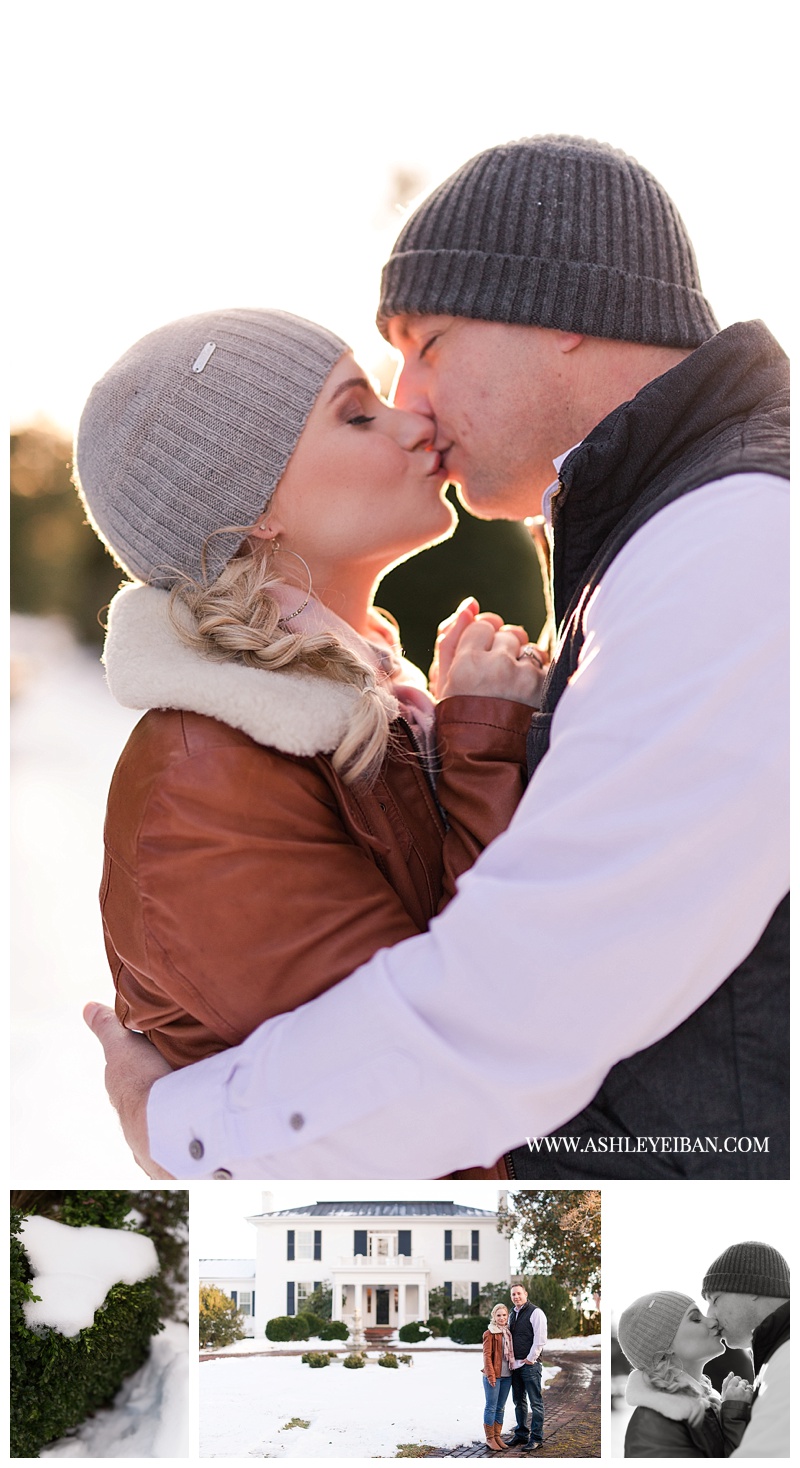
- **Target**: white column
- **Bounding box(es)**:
[398,1281,407,1330]
[354,1279,363,1320]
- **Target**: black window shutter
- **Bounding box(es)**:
[398,1230,412,1257]
[287,1229,295,1260]
[354,1229,367,1256]
[444,1229,452,1260]
[252,1290,255,1316]
[231,1289,238,1306]
[444,1281,452,1300]
[314,1230,322,1260]
[472,1230,480,1261]
[471,1281,480,1304]
[314,1281,321,1292]
[287,1281,295,1315]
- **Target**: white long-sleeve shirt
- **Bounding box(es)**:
[148,473,789,1178]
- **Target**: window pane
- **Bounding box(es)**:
[453,1281,469,1300]
[239,1292,252,1315]
[297,1231,314,1259]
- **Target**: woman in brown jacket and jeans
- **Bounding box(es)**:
[75,308,545,1172]
[483,1303,516,1450]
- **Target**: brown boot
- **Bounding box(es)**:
[484,1424,501,1451]
[492,1425,510,1450]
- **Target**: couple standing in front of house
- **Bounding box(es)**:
[483,1285,547,1453]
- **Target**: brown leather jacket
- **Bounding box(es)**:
[482,1330,509,1386]
[101,586,530,1078]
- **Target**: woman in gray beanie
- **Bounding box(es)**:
[75,307,543,1166]
[618,1291,751,1456]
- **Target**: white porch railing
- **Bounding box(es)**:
[336,1256,427,1270]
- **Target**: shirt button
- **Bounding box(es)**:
[189,1138,204,1160]
[290,1112,305,1131]
[212,1168,232,1180]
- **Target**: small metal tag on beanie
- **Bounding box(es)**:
[191,341,217,373]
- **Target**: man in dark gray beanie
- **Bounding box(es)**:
[85,135,789,1189]
[702,1241,789,1456]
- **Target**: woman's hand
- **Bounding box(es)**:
[438,615,549,708]
[428,597,481,698]
[721,1372,754,1403]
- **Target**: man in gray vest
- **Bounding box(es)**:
[507,1284,547,1450]
[86,135,789,1183]
[703,1241,789,1457]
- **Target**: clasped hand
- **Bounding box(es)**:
[429,597,549,708]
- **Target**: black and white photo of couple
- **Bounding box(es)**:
[609,1186,790,1458]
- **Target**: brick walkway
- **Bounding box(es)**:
[438,1351,601,1459]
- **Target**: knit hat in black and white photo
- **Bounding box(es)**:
[75,308,348,588]
[702,1242,790,1299]
[377,135,718,349]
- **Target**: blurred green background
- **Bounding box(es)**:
[10,424,546,670]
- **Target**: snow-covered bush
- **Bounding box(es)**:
[377,1352,399,1368]
[398,1321,430,1343]
[10,1199,163,1458]
[199,1286,245,1349]
[342,1352,366,1368]
[301,1351,334,1368]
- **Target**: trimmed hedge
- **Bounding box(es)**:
[318,1319,349,1341]
[398,1321,430,1343]
[425,1316,448,1335]
[266,1314,311,1341]
[301,1351,334,1368]
[10,1200,164,1459]
[448,1315,489,1344]
[343,1352,366,1368]
[378,1352,399,1368]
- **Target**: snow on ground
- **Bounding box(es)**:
[199,1349,566,1458]
[39,1319,189,1458]
[201,1333,600,1357]
[11,614,142,1179]
[19,1215,159,1335]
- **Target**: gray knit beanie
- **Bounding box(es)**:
[618,1292,695,1372]
[702,1242,790,1299]
[378,134,718,349]
[75,308,348,588]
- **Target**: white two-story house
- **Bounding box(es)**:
[201,1194,511,1340]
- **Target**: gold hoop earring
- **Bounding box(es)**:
[271,539,314,622]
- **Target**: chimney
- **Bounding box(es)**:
[261,1191,274,1214]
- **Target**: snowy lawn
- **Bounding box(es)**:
[199,1349,566,1458]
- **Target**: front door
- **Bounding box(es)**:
[376,1288,390,1325]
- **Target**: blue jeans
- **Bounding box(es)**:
[483,1373,513,1426]
[511,1362,544,1444]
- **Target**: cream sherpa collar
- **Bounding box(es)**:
[102,583,401,758]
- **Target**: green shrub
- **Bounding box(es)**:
[398,1354,413,1366]
[425,1316,448,1335]
[318,1319,349,1341]
[301,1351,334,1368]
[302,1310,326,1336]
[10,1202,164,1458]
[266,1314,311,1341]
[448,1315,489,1344]
[199,1286,245,1349]
[378,1352,399,1368]
[398,1321,430,1343]
[343,1352,367,1368]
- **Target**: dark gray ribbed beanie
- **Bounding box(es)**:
[702,1242,790,1298]
[75,308,348,588]
[378,135,718,349]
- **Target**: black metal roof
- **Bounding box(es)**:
[251,1201,498,1219]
